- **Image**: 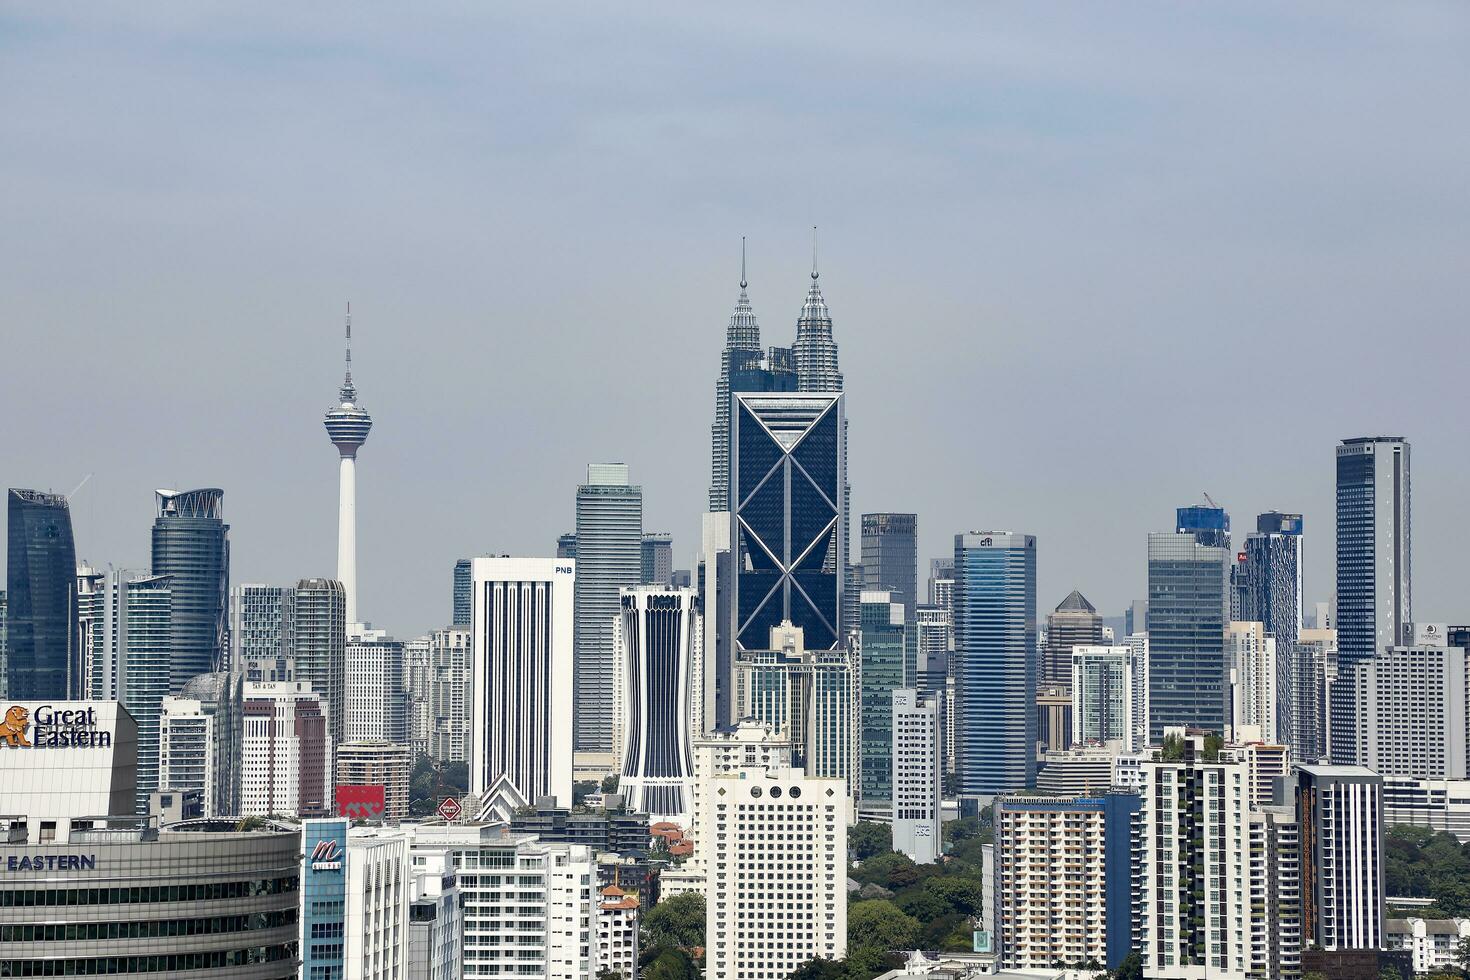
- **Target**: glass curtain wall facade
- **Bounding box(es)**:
[1334,436,1411,764]
[573,464,643,756]
[6,488,77,699]
[1239,512,1304,756]
[730,392,846,653]
[452,558,472,627]
[151,489,229,693]
[293,579,346,747]
[859,592,906,807]
[1147,531,1229,738]
[861,514,918,620]
[1043,590,1103,690]
[953,532,1037,807]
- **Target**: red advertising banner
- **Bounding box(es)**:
[336,784,386,820]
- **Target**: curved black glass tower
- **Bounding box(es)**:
[6,488,78,698]
[151,488,229,692]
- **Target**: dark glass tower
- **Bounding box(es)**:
[452,558,472,627]
[151,488,229,692]
[1043,590,1103,690]
[1334,436,1411,764]
[953,532,1037,808]
[859,592,906,806]
[6,488,78,698]
[1239,512,1304,755]
[1147,529,1229,738]
[729,392,845,652]
[861,513,918,620]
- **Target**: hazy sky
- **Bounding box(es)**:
[3,3,1467,637]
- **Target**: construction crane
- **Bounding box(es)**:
[67,474,92,502]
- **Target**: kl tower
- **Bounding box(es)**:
[324,303,372,626]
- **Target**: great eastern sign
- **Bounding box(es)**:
[6,855,97,872]
[0,705,113,749]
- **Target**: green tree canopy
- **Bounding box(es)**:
[849,822,893,861]
[847,900,920,952]
[643,893,705,953]
[642,949,699,980]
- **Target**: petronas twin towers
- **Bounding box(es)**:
[709,241,844,512]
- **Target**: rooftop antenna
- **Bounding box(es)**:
[740,236,747,289]
[811,225,819,280]
[344,301,353,384]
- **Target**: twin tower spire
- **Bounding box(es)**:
[709,232,843,511]
[725,230,843,394]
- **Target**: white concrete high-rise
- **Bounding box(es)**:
[343,827,410,980]
[1072,644,1148,752]
[471,557,575,812]
[704,765,847,980]
[242,680,331,818]
[407,823,599,980]
[1292,765,1385,953]
[344,626,407,745]
[1356,639,1468,778]
[324,306,373,626]
[1227,620,1280,742]
[891,688,941,864]
[1136,731,1303,979]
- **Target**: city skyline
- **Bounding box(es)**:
[4,5,1468,639]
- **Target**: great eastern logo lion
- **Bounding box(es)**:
[0,707,32,748]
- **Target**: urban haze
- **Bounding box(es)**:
[3,3,1467,636]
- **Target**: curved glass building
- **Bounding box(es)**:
[152,489,229,692]
[6,488,78,699]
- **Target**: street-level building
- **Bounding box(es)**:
[1136,730,1302,979]
[596,885,639,980]
[0,700,139,839]
[0,815,300,979]
[406,822,598,980]
[992,793,1139,971]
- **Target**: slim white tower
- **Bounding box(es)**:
[324,305,372,626]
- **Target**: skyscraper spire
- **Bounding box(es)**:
[710,239,764,511]
[793,229,841,393]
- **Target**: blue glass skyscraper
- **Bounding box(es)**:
[953,532,1037,809]
[151,488,229,693]
[1239,512,1304,754]
[1147,526,1229,738]
[729,392,846,652]
[1334,436,1411,764]
[6,488,78,698]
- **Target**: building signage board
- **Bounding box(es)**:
[0,704,113,749]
